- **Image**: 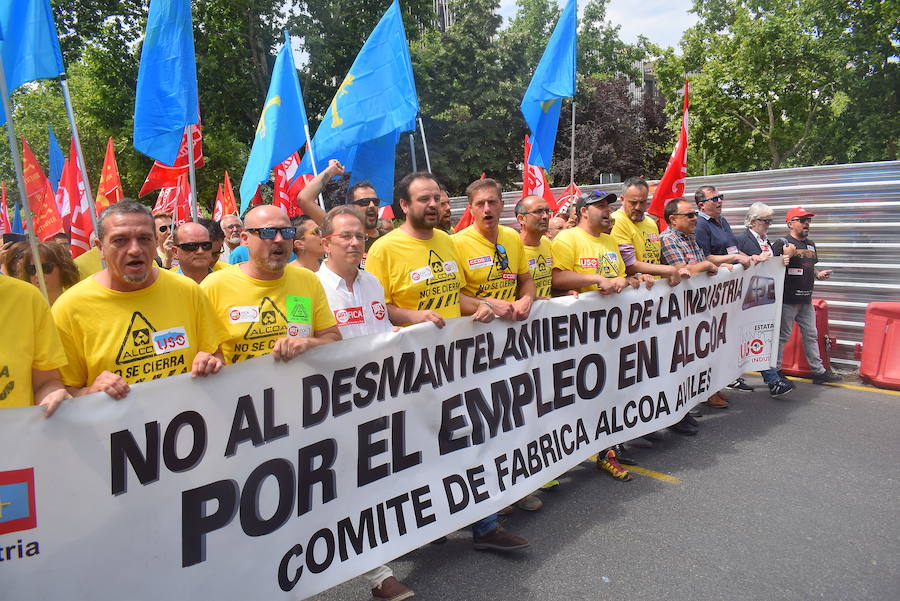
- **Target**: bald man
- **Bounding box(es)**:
[201,205,340,364]
[173,222,215,284]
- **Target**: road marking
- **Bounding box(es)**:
[626,466,682,484]
[784,377,900,397]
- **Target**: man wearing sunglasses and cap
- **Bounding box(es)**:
[201,205,341,364]
[172,222,215,284]
[771,207,841,384]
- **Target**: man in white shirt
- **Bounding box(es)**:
[315,206,412,601]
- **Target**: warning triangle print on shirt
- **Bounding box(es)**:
[116,312,157,365]
[486,247,510,282]
[425,250,455,285]
[243,297,288,340]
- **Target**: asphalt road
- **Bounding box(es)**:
[310,376,900,601]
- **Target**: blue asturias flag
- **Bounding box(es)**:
[0,0,65,126]
[11,198,24,233]
[133,0,199,166]
[239,34,309,213]
[301,0,419,202]
[520,0,577,171]
[47,124,64,193]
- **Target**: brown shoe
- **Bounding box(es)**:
[372,575,414,601]
[703,393,729,408]
[473,527,530,551]
[716,389,731,401]
[515,494,543,511]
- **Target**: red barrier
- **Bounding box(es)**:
[858,302,900,390]
[781,299,834,377]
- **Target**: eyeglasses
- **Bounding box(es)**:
[25,262,55,276]
[791,217,812,224]
[756,218,774,225]
[158,224,171,233]
[324,232,367,243]
[701,194,724,204]
[494,243,509,270]
[245,227,297,240]
[674,211,699,218]
[176,241,213,252]
[525,208,552,216]
[348,197,378,207]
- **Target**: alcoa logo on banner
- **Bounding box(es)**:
[0,468,41,563]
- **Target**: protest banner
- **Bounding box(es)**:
[0,260,783,599]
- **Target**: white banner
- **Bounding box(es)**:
[0,260,784,599]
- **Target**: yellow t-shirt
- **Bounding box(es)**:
[551,227,626,292]
[200,264,337,364]
[610,208,661,264]
[523,236,554,298]
[52,269,227,387]
[452,225,528,301]
[74,247,102,281]
[0,277,67,408]
[365,228,466,319]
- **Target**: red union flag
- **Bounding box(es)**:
[0,181,11,234]
[555,181,580,218]
[21,139,63,241]
[522,135,557,211]
[139,125,203,196]
[95,137,124,212]
[273,153,306,217]
[66,138,95,257]
[649,80,689,231]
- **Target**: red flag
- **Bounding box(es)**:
[522,135,557,211]
[273,153,303,217]
[54,158,74,235]
[378,205,394,219]
[555,182,580,218]
[21,139,63,241]
[213,184,225,221]
[220,170,239,217]
[250,187,263,207]
[454,205,473,232]
[65,138,95,257]
[96,137,124,212]
[138,125,204,196]
[0,182,11,235]
[649,80,689,231]
[173,176,192,226]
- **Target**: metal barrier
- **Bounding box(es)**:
[448,161,900,371]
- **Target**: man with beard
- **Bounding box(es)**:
[365,172,529,552]
[220,214,243,263]
[771,207,841,384]
[52,201,226,399]
[201,205,340,364]
[438,183,453,233]
[172,222,215,284]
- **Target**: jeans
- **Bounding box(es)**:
[778,302,825,374]
[760,368,781,386]
[472,513,499,537]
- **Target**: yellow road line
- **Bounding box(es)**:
[743,372,900,397]
[626,465,682,484]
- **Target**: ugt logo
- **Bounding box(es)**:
[0,468,37,535]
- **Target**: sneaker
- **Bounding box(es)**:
[703,393,729,409]
[669,417,698,436]
[812,370,841,384]
[515,494,543,511]
[372,576,415,601]
[597,449,632,481]
[541,479,560,490]
[628,436,653,449]
[613,443,638,465]
[473,527,530,551]
[727,377,755,391]
[769,378,795,397]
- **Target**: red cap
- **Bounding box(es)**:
[786,207,815,223]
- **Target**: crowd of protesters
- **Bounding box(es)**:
[1,166,840,601]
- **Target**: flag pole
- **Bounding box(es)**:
[0,63,50,301]
[59,74,103,253]
[185,124,199,220]
[409,133,417,172]
[287,30,325,212]
[569,99,576,185]
[418,116,432,173]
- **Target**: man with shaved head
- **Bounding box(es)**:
[201,205,340,364]
[172,222,214,284]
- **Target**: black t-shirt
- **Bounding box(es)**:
[772,234,817,304]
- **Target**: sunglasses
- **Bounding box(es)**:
[494,243,509,270]
[300,227,322,238]
[176,241,213,252]
[791,217,812,224]
[701,194,724,204]
[246,227,297,240]
[674,211,699,218]
[756,218,774,225]
[324,232,367,243]
[348,197,378,207]
[158,224,171,233]
[25,262,56,276]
